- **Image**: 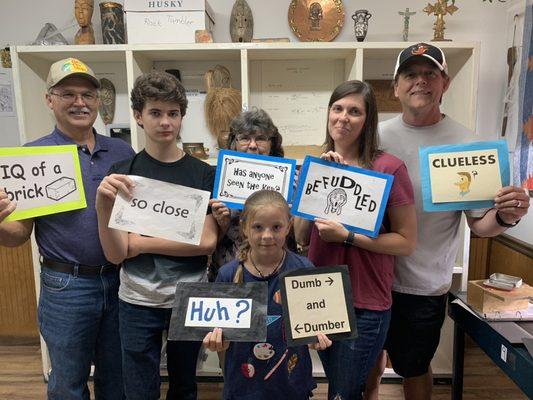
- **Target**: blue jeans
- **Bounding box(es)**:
[38,267,123,400]
[119,300,202,400]
[318,307,391,400]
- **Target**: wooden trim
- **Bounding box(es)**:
[493,234,533,259]
[0,241,39,341]
[468,236,491,281]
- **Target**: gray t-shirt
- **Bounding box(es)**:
[379,115,485,296]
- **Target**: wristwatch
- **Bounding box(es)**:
[343,231,355,248]
[495,211,520,228]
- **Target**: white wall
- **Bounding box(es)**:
[0,0,530,243]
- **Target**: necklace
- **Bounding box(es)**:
[249,250,286,279]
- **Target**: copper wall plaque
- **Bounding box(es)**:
[288,0,345,42]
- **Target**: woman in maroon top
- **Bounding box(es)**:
[294,80,417,400]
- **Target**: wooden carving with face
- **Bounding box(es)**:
[74,0,95,44]
[230,0,253,43]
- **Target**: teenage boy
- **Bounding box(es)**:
[96,71,218,400]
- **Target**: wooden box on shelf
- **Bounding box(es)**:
[467,280,533,314]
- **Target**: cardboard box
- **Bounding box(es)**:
[467,280,533,314]
[124,0,215,44]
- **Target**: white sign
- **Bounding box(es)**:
[185,297,252,328]
[109,175,210,245]
[213,150,296,210]
[292,156,394,238]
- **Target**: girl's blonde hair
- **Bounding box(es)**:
[237,190,291,263]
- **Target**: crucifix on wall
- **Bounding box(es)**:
[398,8,416,41]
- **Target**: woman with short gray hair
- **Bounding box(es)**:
[209,109,287,279]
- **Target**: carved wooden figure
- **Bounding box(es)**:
[74,0,95,44]
[98,78,116,125]
[230,0,253,42]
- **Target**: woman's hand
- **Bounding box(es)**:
[320,151,346,165]
[314,218,349,244]
[209,199,231,234]
[203,327,230,352]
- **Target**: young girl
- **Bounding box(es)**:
[203,190,331,400]
[294,80,417,400]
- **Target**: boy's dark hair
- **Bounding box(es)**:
[130,71,188,116]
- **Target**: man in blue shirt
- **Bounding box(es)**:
[0,58,134,399]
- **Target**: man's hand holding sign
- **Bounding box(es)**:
[0,188,16,222]
[419,140,530,233]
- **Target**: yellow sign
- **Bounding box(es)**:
[0,145,86,221]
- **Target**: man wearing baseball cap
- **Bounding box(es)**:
[0,58,134,399]
[365,43,530,399]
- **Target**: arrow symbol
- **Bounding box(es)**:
[294,324,302,334]
[326,276,334,286]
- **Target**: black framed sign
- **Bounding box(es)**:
[279,265,357,346]
[168,282,268,342]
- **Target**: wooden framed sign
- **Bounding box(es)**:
[213,150,296,210]
[168,282,268,342]
[292,156,394,237]
[108,175,210,245]
[279,265,357,346]
[419,140,510,212]
[0,145,86,221]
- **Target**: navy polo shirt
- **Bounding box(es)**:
[25,127,135,266]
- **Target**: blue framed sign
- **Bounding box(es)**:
[419,140,510,212]
[213,150,297,210]
[292,156,394,238]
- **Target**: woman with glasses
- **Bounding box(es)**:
[209,109,286,279]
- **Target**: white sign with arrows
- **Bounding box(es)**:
[279,265,357,346]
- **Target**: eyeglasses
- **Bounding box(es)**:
[235,134,271,146]
[50,91,99,105]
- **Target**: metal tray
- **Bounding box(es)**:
[489,273,523,288]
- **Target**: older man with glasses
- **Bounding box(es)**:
[0,58,134,399]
